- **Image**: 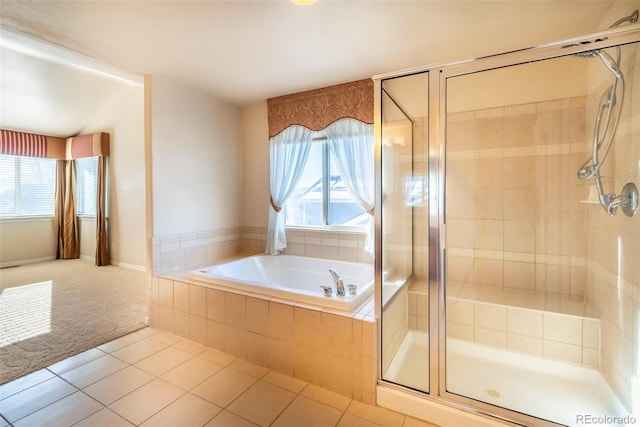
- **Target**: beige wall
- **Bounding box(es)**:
[241,101,270,228]
[151,76,243,237]
[0,219,56,265]
[78,82,146,268]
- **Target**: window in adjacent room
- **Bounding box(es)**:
[284,140,367,229]
[75,156,98,217]
[0,155,56,218]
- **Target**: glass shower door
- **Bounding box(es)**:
[380,72,429,393]
[443,40,639,425]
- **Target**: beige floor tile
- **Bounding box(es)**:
[140,393,221,427]
[205,410,259,427]
[0,376,76,422]
[13,391,102,427]
[74,408,135,427]
[97,328,157,353]
[0,369,54,400]
[227,380,296,426]
[262,371,307,393]
[174,339,208,355]
[404,416,440,427]
[346,401,405,427]
[47,348,106,374]
[200,348,236,366]
[272,395,342,427]
[302,383,352,411]
[191,367,257,407]
[337,413,382,427]
[111,337,169,364]
[134,346,194,376]
[60,354,128,388]
[228,359,269,378]
[83,366,154,405]
[160,356,223,390]
[151,331,183,345]
[108,378,184,425]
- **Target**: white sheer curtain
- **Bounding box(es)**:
[325,118,375,257]
[266,125,315,255]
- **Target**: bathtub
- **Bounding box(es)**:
[188,254,374,312]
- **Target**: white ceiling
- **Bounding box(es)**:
[0,0,635,135]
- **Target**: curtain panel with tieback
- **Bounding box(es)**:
[266,79,374,256]
[1,129,110,265]
[325,119,375,257]
[266,126,314,255]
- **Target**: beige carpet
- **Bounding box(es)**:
[0,259,147,385]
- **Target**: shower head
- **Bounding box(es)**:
[610,9,639,27]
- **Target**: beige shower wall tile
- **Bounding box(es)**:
[475,303,507,331]
[504,220,535,253]
[504,105,536,148]
[507,308,542,338]
[504,261,535,291]
[475,190,504,219]
[507,333,542,356]
[474,258,503,287]
[475,219,503,251]
[503,189,536,221]
[447,219,475,249]
[543,340,581,364]
[475,327,506,348]
[476,158,504,190]
[476,115,504,150]
[504,156,535,189]
[543,313,582,346]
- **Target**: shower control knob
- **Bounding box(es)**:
[347,284,357,295]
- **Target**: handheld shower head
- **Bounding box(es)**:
[597,50,623,79]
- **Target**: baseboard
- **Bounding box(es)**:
[110,261,147,272]
[0,256,56,269]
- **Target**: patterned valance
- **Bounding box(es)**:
[0,129,109,159]
[1,129,66,159]
[267,79,374,138]
[67,132,110,159]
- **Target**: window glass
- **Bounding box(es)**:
[0,155,56,217]
[75,156,98,216]
[284,143,323,226]
[284,141,366,229]
[328,151,367,226]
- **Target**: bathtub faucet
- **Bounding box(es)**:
[328,269,345,296]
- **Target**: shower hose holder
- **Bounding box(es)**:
[607,182,638,217]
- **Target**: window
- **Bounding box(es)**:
[284,141,367,229]
[0,155,56,218]
[75,156,98,216]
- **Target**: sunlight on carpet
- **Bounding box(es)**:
[0,259,147,385]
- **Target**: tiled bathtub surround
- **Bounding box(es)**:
[149,275,377,404]
[152,226,372,275]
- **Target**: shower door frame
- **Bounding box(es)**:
[375,24,640,427]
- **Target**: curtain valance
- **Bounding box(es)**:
[0,129,109,159]
[267,79,374,138]
[1,129,66,159]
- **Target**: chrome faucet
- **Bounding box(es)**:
[328,268,345,296]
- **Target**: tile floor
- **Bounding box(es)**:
[0,327,437,427]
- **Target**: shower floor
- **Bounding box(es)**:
[384,330,630,427]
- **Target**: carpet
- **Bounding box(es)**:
[0,259,147,385]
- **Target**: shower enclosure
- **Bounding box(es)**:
[376,19,639,427]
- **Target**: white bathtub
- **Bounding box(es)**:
[188,254,374,312]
